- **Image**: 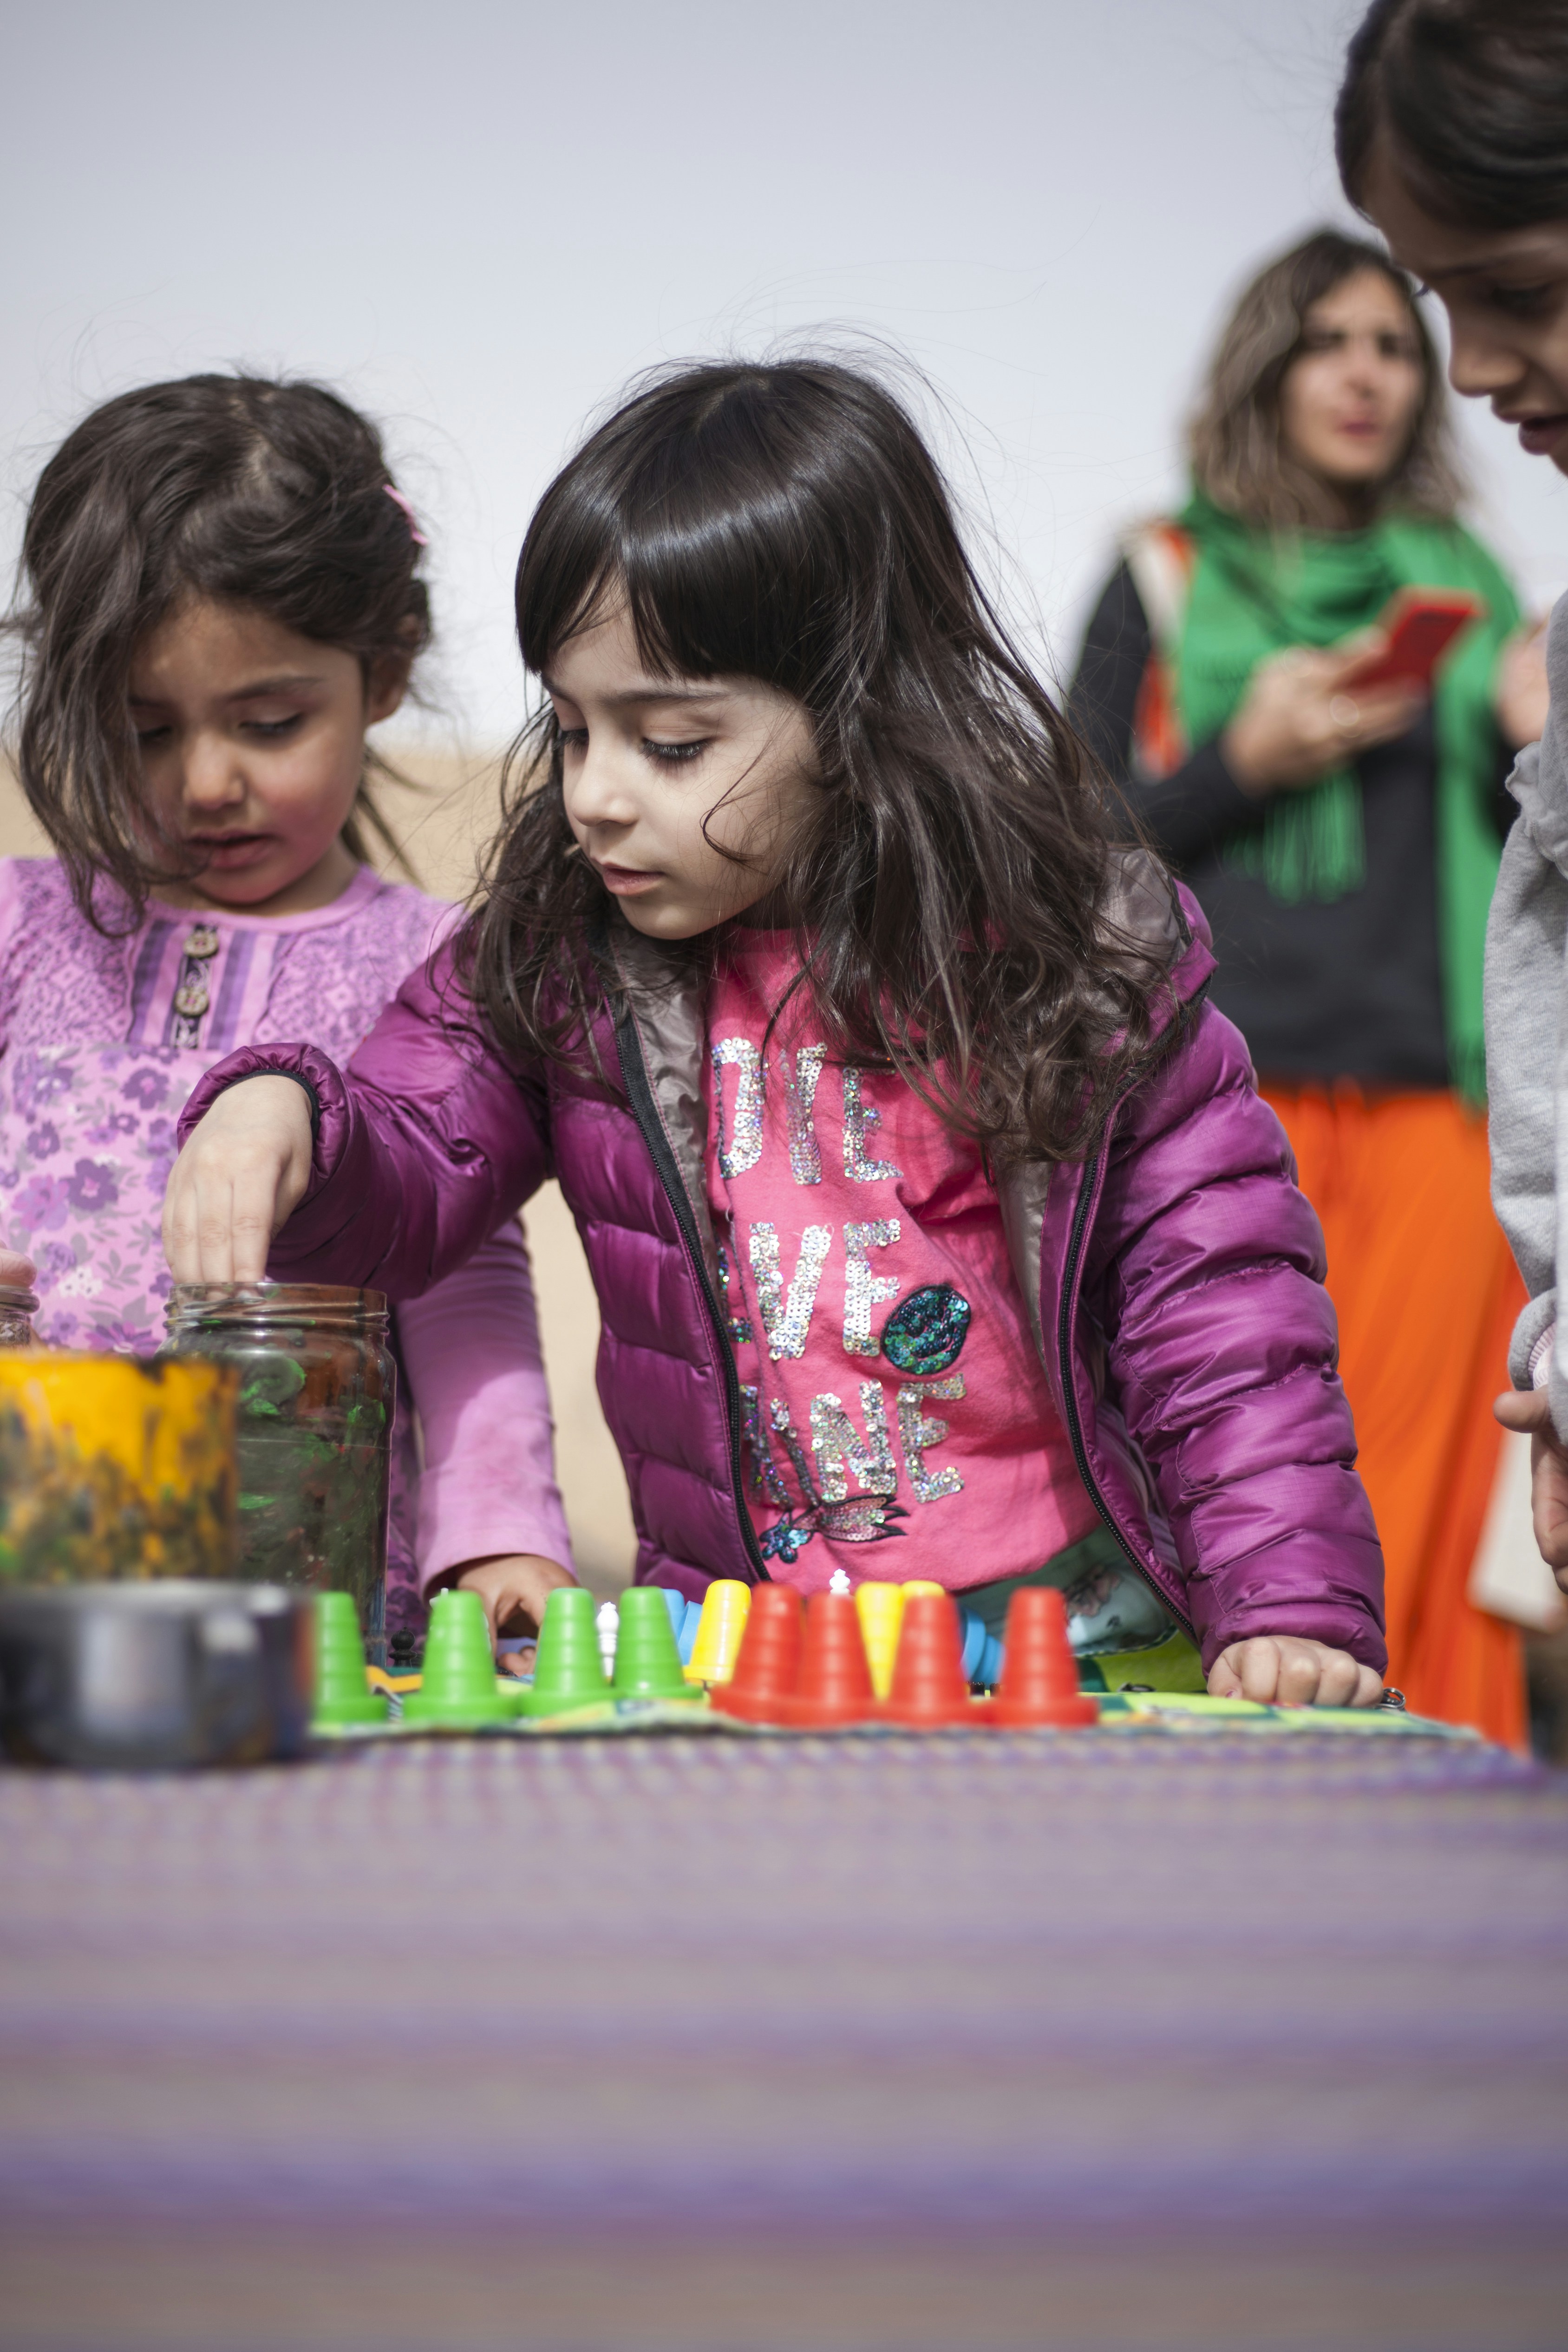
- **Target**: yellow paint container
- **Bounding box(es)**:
[0,1351,238,1586]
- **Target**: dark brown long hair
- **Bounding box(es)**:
[461,359,1177,1166]
[1338,0,1568,229]
[1189,229,1463,529]
[2,373,431,928]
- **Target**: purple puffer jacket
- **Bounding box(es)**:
[179,856,1385,1673]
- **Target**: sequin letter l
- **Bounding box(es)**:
[842,1069,902,1182]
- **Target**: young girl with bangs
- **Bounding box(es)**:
[1,374,574,1654]
[166,359,1388,1706]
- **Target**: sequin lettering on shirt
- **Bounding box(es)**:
[842,1068,902,1182]
[716,1237,753,1345]
[897,1374,966,1502]
[749,1222,832,1361]
[779,1044,827,1185]
[810,1383,899,1500]
[712,1039,765,1178]
[843,1219,901,1357]
[738,1383,791,1509]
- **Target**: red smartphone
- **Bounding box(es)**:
[1338,587,1486,693]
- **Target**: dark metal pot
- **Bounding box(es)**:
[0,1582,314,1769]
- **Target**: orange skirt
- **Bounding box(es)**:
[1260,1082,1527,1749]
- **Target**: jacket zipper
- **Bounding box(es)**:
[612,998,771,1582]
[1055,1127,1196,1640]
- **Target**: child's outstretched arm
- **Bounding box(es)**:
[1084,993,1387,1706]
[396,1217,578,1638]
[164,944,553,1295]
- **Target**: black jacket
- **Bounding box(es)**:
[1070,559,1513,1088]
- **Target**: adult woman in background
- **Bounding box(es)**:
[1071,229,1547,1742]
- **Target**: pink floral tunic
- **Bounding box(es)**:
[0,858,571,1635]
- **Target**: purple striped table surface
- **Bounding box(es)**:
[2,1730,1566,2349]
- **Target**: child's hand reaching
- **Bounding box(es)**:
[454,1554,579,1646]
[1207,1635,1383,1707]
[163,1075,315,1283]
[1494,1388,1568,1580]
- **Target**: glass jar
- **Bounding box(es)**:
[0,1282,38,1347]
[165,1284,395,1662]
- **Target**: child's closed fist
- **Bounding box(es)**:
[1207,1635,1383,1708]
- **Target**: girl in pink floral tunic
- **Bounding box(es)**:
[0,373,576,1646]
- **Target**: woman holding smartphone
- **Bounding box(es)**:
[1071,228,1546,1744]
[1337,0,1568,1633]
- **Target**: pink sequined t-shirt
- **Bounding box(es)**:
[703,932,1098,1594]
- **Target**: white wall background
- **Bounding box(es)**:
[6,0,1566,748]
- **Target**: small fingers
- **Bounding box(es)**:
[1237,1638,1285,1706]
[1496,1388,1551,1433]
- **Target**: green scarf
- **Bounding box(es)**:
[1172,490,1519,1101]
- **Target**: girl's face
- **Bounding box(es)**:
[1363,150,1568,475]
[1277,268,1425,495]
[129,598,405,917]
[545,603,818,941]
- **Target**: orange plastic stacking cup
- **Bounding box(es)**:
[780,1589,877,1728]
[878,1590,985,1728]
[989,1586,1098,1727]
[709,1582,803,1723]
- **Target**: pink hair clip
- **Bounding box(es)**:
[383,483,428,547]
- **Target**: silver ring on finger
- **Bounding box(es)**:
[1329,695,1361,732]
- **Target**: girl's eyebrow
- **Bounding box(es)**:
[128,673,326,707]
[223,673,327,699]
[541,673,725,710]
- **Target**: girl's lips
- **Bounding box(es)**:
[595,862,662,896]
[189,833,274,870]
[1516,413,1568,457]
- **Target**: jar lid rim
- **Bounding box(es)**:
[167,1281,388,1315]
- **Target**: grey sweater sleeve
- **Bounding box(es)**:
[1485,590,1568,1408]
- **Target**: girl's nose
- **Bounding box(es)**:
[180,733,247,812]
[564,744,638,830]
[1448,323,1526,404]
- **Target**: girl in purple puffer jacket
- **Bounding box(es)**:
[167,360,1387,1705]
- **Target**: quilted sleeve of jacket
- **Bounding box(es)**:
[176,943,554,1300]
[1082,999,1387,1673]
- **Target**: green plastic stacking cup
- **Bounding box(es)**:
[515,1584,609,1718]
[401,1588,515,1728]
[612,1585,702,1702]
[312,1590,388,1728]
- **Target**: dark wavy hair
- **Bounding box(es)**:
[460,359,1177,1166]
[1338,0,1568,229]
[3,373,431,929]
[1189,229,1461,529]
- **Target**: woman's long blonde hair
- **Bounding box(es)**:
[1188,229,1464,529]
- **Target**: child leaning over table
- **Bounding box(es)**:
[0,373,575,1649]
[164,359,1388,1705]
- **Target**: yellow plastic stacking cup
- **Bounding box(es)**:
[683,1579,752,1685]
[854,1581,906,1699]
